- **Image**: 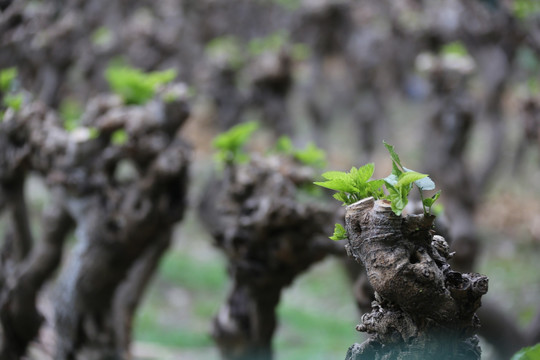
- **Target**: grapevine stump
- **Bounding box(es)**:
[344,197,488,360]
[199,155,342,360]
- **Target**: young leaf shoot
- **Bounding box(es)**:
[213,121,259,166]
[111,129,128,145]
[315,141,441,241]
[0,67,17,92]
[314,163,385,206]
[511,343,540,360]
[60,98,84,132]
[382,140,437,216]
[105,64,177,105]
[330,224,347,241]
[274,136,326,168]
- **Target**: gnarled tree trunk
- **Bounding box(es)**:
[0,86,191,359]
[199,156,343,360]
[52,93,191,359]
[344,198,487,360]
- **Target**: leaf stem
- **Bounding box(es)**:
[418,187,428,216]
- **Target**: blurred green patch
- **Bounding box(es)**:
[3,93,23,111]
[291,43,310,61]
[205,36,244,70]
[273,0,301,11]
[511,343,540,360]
[111,129,128,145]
[91,26,113,47]
[105,63,177,105]
[135,238,362,358]
[518,305,537,327]
[278,305,354,343]
[275,258,361,359]
[134,245,227,349]
[0,67,17,91]
[248,31,288,56]
[60,98,83,131]
[158,251,227,291]
[193,299,220,318]
[441,41,469,57]
[135,305,213,348]
[513,0,540,20]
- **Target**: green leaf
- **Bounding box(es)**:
[206,36,244,69]
[329,223,347,241]
[433,204,444,216]
[441,41,468,57]
[146,69,177,86]
[313,179,359,194]
[105,64,177,105]
[293,142,326,168]
[274,138,326,168]
[321,171,350,181]
[513,0,540,20]
[248,31,288,56]
[353,163,375,184]
[396,171,428,188]
[60,98,83,132]
[403,167,436,190]
[422,190,441,209]
[111,129,128,145]
[213,121,259,166]
[88,127,100,139]
[414,176,435,191]
[0,67,17,92]
[511,343,540,360]
[384,173,398,186]
[385,182,407,216]
[213,121,258,151]
[274,136,294,154]
[381,141,440,216]
[315,164,383,205]
[3,93,23,111]
[332,192,350,204]
[91,26,113,47]
[291,43,310,61]
[383,141,403,170]
[367,179,385,198]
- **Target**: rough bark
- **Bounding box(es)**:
[112,230,172,357]
[0,194,73,360]
[0,86,191,359]
[4,180,33,262]
[52,93,191,360]
[344,198,487,360]
[0,103,38,358]
[199,155,343,360]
